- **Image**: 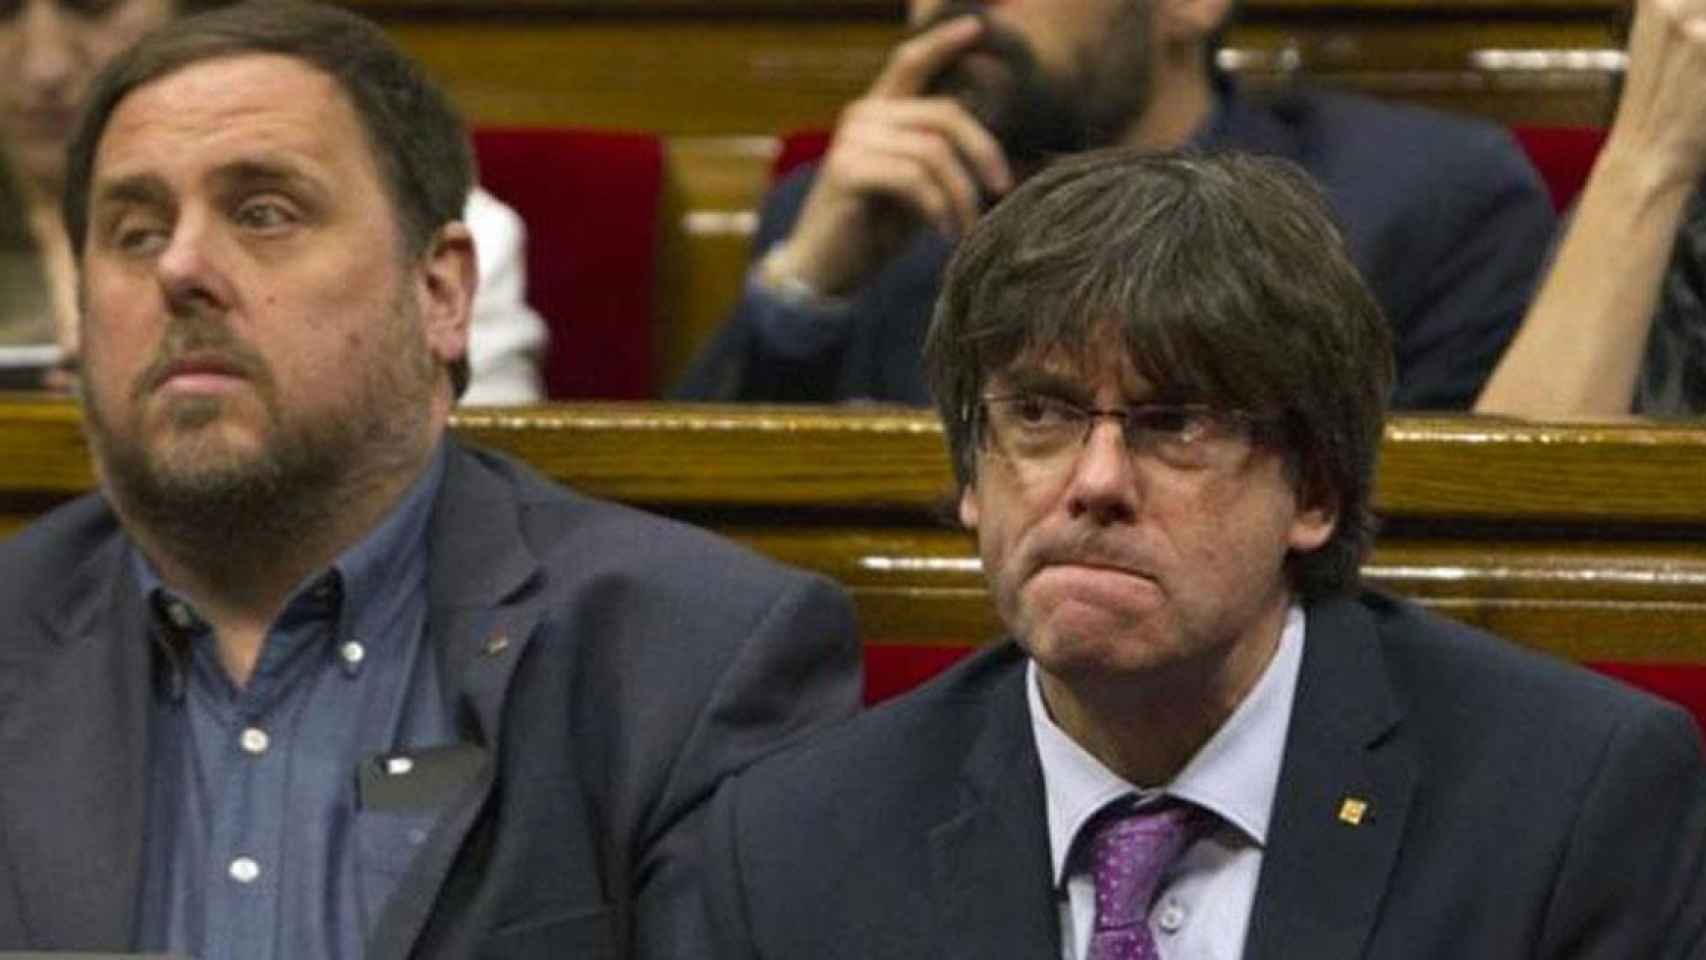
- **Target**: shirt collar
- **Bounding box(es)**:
[1028,603,1307,887]
[135,441,448,682]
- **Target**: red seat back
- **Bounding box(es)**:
[774,130,832,181]
[1510,125,1608,212]
[472,128,664,399]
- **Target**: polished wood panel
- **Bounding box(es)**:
[5,399,1706,663]
[380,19,1620,134]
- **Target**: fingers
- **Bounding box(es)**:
[833,97,1013,209]
[824,120,983,235]
[774,14,1015,292]
[869,15,985,98]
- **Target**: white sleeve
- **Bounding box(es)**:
[462,186,548,405]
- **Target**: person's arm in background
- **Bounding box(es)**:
[462,187,548,405]
[672,15,1010,401]
[1477,0,1706,416]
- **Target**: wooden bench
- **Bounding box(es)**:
[4,396,1705,725]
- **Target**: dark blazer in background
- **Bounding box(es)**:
[703,591,1706,959]
[0,441,862,959]
[676,82,1556,410]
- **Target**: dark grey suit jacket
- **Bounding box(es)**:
[704,591,1706,959]
[0,440,861,959]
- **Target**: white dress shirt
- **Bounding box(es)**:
[1028,605,1306,960]
[463,187,548,405]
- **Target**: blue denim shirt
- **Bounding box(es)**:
[135,445,455,960]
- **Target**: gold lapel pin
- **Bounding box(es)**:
[1338,797,1370,826]
[482,634,511,657]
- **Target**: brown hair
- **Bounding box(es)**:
[62,0,474,396]
[924,148,1393,600]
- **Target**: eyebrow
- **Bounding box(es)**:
[92,174,173,216]
[989,367,1092,400]
[208,158,325,199]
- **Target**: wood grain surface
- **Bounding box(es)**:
[5,398,1705,662]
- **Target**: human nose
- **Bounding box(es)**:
[155,215,236,316]
[1064,416,1140,524]
[18,3,80,103]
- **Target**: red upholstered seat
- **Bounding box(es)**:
[1510,125,1608,212]
[472,128,664,399]
[774,130,833,181]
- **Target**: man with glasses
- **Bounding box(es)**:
[700,149,1706,959]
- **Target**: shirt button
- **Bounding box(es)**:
[228,857,260,884]
[1157,899,1187,933]
[167,602,194,630]
[239,727,269,755]
[339,641,366,676]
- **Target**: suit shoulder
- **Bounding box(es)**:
[1358,590,1690,740]
[458,443,851,618]
[0,494,120,604]
[1266,87,1543,197]
[732,644,1025,808]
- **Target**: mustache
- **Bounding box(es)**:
[911,3,1036,66]
[132,311,273,402]
[911,2,1089,175]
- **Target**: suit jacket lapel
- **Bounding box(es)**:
[1244,596,1417,960]
[928,652,1061,960]
[368,444,544,960]
[0,532,151,949]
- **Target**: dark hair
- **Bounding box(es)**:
[62,0,474,396]
[923,148,1394,600]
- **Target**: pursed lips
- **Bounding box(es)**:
[150,352,253,393]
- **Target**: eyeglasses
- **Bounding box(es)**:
[977,393,1268,473]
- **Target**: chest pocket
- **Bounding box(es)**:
[356,807,440,926]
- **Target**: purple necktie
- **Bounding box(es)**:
[1084,801,1201,960]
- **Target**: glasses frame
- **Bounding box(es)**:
[975,392,1274,472]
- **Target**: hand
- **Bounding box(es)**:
[1606,0,1706,190]
[775,15,1015,295]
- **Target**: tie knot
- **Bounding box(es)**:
[1083,799,1203,934]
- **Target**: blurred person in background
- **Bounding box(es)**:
[0,0,547,401]
[1479,0,1706,416]
[677,0,1556,411]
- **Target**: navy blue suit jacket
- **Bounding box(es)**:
[704,591,1706,959]
[0,441,861,959]
[677,85,1555,410]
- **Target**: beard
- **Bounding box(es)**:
[916,2,1152,180]
[81,284,438,568]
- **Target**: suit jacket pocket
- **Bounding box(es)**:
[477,904,617,960]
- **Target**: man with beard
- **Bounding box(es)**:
[675,0,1556,410]
[0,2,859,958]
[698,151,1706,958]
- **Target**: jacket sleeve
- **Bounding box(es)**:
[629,571,861,959]
[670,167,860,402]
[1389,124,1557,410]
[1536,700,1706,958]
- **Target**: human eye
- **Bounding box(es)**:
[102,211,170,258]
[1010,393,1076,426]
[1129,406,1231,465]
[232,196,301,234]
[1132,406,1213,441]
